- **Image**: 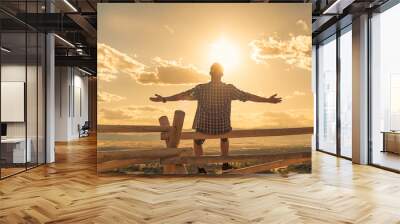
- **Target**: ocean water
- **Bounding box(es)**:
[98,132,311,154]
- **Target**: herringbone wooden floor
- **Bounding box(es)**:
[1,136,400,224]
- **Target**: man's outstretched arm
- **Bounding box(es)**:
[230,85,282,104]
[246,93,282,104]
[149,91,194,103]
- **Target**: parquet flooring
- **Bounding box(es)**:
[1,136,400,223]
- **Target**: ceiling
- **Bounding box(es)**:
[0,0,395,74]
[312,0,390,44]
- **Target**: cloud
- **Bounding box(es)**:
[98,43,208,85]
[233,109,313,129]
[296,20,309,32]
[97,43,146,82]
[163,25,175,34]
[125,105,164,112]
[249,35,312,71]
[98,73,117,82]
[98,91,126,103]
[260,110,313,128]
[293,91,306,96]
[135,57,209,85]
[285,90,307,99]
[98,105,167,125]
[98,102,312,130]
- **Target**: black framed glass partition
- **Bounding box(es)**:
[0,1,46,179]
[315,25,353,159]
[315,0,400,172]
[370,2,400,172]
[0,30,28,177]
[317,35,337,155]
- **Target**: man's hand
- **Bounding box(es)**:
[149,94,166,103]
[267,94,282,104]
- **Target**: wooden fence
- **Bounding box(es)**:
[98,110,313,174]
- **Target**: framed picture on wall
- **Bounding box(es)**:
[97,3,313,175]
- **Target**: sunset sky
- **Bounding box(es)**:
[97,3,313,129]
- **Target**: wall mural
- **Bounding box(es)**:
[97,3,313,175]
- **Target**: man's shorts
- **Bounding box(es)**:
[194,138,228,145]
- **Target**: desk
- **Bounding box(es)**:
[1,138,31,164]
[382,131,400,154]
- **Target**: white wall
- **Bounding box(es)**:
[54,67,89,141]
[0,65,38,138]
[55,67,70,141]
[72,73,89,138]
[1,65,26,139]
[1,64,46,164]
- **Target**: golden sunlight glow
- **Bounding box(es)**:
[209,38,240,72]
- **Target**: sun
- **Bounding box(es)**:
[209,38,240,72]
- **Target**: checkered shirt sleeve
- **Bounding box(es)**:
[228,84,250,102]
[179,85,200,100]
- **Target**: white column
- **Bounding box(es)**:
[46,33,55,163]
[352,14,369,164]
[55,67,73,141]
[45,0,56,163]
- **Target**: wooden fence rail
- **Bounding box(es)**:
[97,110,313,174]
[98,125,171,133]
[161,127,314,140]
[160,151,311,165]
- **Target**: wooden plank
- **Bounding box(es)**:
[161,127,314,140]
[159,116,170,145]
[97,125,170,133]
[163,110,186,174]
[161,151,311,165]
[168,110,185,148]
[97,147,193,163]
[97,158,159,173]
[159,114,177,174]
[224,158,311,174]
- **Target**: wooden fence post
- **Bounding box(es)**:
[159,116,170,145]
[159,110,187,174]
[169,110,185,148]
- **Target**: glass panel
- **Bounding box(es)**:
[371,4,400,171]
[317,36,337,154]
[339,28,352,158]
[26,0,39,169]
[38,33,45,165]
[1,31,27,177]
[27,31,38,169]
[0,1,46,178]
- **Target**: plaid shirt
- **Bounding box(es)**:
[181,82,251,135]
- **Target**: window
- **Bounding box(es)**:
[317,35,337,154]
[339,27,352,158]
[371,3,400,171]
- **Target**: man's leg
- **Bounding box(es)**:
[194,139,207,174]
[220,138,229,156]
[193,139,205,156]
[221,138,233,170]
